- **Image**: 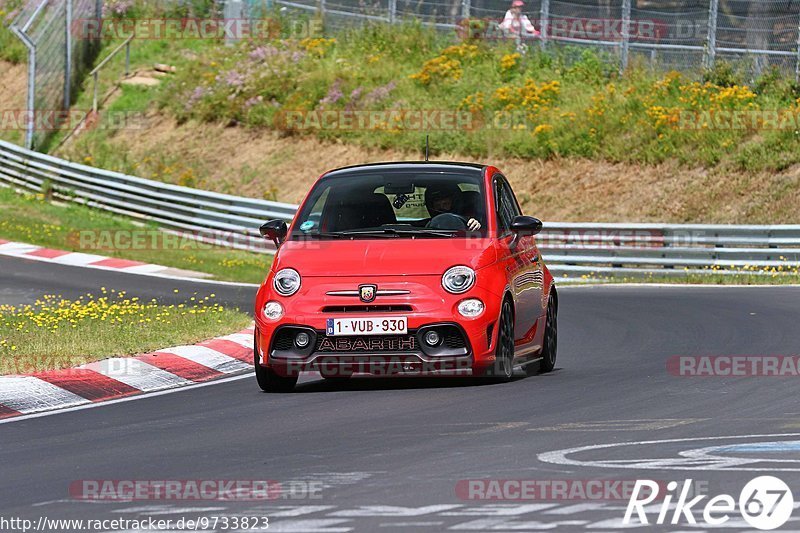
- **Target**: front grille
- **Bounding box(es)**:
[442,328,467,349]
[315,335,417,353]
[272,329,295,351]
[321,305,413,313]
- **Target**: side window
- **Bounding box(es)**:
[503,182,522,219]
[495,178,518,236]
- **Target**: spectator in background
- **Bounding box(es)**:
[500,0,540,38]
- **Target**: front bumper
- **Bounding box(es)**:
[254,276,502,376]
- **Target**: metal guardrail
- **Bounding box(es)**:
[1,139,799,280]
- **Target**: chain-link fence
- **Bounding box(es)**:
[9,0,102,150]
[259,0,800,79]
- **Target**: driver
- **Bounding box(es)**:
[425,183,482,231]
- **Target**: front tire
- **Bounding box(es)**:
[536,292,558,374]
[485,299,515,382]
[254,332,298,393]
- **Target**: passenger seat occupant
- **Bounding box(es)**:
[330,192,397,231]
[425,183,482,231]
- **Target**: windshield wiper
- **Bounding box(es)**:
[339,228,459,238]
[298,228,459,239]
[300,230,398,239]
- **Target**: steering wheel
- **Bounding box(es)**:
[427,213,469,230]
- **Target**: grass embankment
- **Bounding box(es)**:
[68,21,800,173]
[156,23,800,171]
[54,18,800,224]
[0,289,251,373]
[0,186,272,283]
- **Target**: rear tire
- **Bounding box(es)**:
[254,332,298,393]
[485,299,515,383]
[536,292,558,374]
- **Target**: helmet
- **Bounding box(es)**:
[424,182,462,218]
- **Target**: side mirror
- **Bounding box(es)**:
[511,215,543,235]
[260,219,288,247]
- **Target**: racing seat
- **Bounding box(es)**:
[330,193,397,231]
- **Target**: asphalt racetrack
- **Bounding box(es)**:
[2,254,800,531]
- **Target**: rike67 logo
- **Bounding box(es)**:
[624,476,794,530]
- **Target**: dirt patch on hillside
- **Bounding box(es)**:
[62,113,800,224]
[0,60,28,144]
[0,60,26,111]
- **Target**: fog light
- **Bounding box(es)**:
[295,331,310,348]
[263,301,284,321]
[458,298,485,318]
[424,330,440,346]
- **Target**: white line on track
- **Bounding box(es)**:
[0,373,253,425]
[0,250,260,287]
[0,371,327,425]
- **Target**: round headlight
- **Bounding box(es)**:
[442,265,476,294]
[458,298,485,318]
[273,268,301,296]
[263,301,284,320]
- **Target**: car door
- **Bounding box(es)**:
[495,176,543,347]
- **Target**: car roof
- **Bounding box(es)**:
[321,161,487,180]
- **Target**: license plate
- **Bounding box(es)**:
[326,317,408,336]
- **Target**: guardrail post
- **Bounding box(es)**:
[704,0,718,71]
[65,0,73,109]
[620,0,631,74]
[796,17,800,83]
[388,0,397,24]
[92,72,99,113]
[224,0,244,45]
[539,0,549,51]
[461,0,470,20]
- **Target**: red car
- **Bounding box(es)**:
[253,162,558,392]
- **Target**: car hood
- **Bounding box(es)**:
[274,238,498,277]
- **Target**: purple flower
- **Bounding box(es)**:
[249,45,279,62]
[291,51,306,63]
[245,96,263,109]
[185,86,208,110]
[364,80,397,104]
[223,70,245,88]
[320,80,344,106]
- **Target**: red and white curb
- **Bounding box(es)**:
[0,327,255,419]
[0,239,214,278]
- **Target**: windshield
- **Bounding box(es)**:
[290,170,486,239]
